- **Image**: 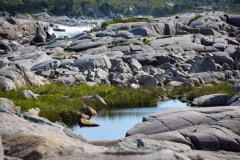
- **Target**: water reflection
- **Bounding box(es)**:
[72,100,189,141]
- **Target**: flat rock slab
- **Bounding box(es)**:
[126,106,240,153]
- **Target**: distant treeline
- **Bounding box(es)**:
[0,0,240,17]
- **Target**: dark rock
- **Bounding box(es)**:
[139,75,158,87]
[226,15,240,27]
[192,94,229,106]
[200,28,217,36]
[31,23,47,44]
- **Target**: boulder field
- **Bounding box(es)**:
[0,12,240,89]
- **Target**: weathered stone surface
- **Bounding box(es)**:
[126,106,240,153]
[0,98,20,114]
[192,94,229,106]
[108,137,191,154]
[0,112,105,160]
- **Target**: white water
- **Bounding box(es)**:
[48,24,94,38]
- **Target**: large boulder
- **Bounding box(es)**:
[226,15,240,27]
[0,98,20,114]
[74,55,111,71]
[139,75,158,87]
[31,22,48,44]
[192,94,229,106]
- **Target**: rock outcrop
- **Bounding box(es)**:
[126,106,240,154]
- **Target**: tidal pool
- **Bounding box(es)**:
[72,100,189,141]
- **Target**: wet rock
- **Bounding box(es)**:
[79,119,99,127]
[192,94,229,106]
[0,98,20,114]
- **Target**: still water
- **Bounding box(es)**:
[72,100,189,141]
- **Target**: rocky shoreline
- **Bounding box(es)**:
[0,11,240,159]
[0,98,240,160]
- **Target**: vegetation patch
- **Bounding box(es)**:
[143,38,150,45]
[0,81,236,125]
[0,83,159,124]
[166,81,237,101]
[101,17,151,30]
